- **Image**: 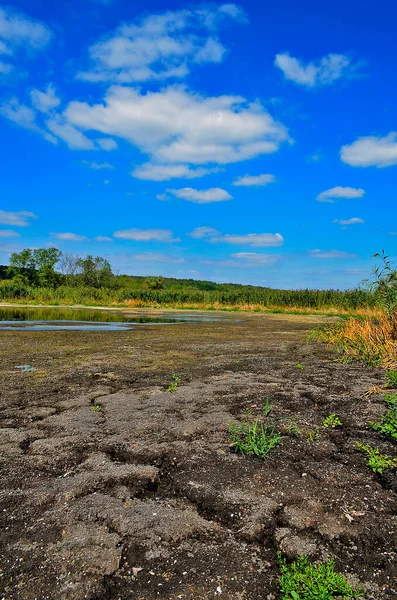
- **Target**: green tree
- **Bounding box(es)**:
[33,248,62,286]
[8,249,36,284]
[145,275,165,290]
[76,255,113,287]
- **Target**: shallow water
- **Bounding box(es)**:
[0,306,229,331]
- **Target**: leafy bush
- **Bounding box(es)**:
[356,442,397,474]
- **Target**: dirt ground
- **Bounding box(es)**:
[0,310,396,600]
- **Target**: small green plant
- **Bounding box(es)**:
[167,372,181,392]
[385,370,397,388]
[229,415,283,458]
[302,426,319,442]
[323,414,343,428]
[278,553,362,600]
[370,399,397,440]
[91,404,102,412]
[356,442,397,474]
[295,363,304,370]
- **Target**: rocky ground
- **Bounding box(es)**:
[0,311,396,599]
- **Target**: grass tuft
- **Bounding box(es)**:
[229,416,283,458]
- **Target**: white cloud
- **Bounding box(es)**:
[84,161,114,170]
[0,6,52,75]
[275,52,360,88]
[310,249,358,259]
[132,252,185,263]
[168,187,232,203]
[77,5,246,83]
[113,228,180,242]
[210,233,284,247]
[316,186,365,203]
[30,84,60,113]
[0,97,57,144]
[104,179,110,185]
[233,173,275,187]
[65,86,290,165]
[187,226,221,239]
[97,137,118,151]
[333,217,364,225]
[231,252,279,265]
[52,232,88,241]
[0,210,37,227]
[132,163,213,181]
[94,236,113,242]
[46,116,95,150]
[340,133,397,167]
[0,229,20,238]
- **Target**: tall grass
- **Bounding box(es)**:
[0,281,378,314]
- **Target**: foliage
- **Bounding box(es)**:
[278,554,362,600]
[229,410,283,458]
[75,255,113,288]
[356,442,397,474]
[145,275,166,290]
[295,363,304,369]
[385,370,397,388]
[323,414,342,428]
[370,397,397,441]
[362,250,397,327]
[8,248,62,287]
[167,372,181,392]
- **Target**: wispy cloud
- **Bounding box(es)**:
[310,249,358,259]
[94,236,113,242]
[0,210,37,227]
[333,217,365,225]
[316,186,365,203]
[274,52,362,88]
[113,228,180,242]
[340,133,397,167]
[210,232,284,247]
[0,229,20,238]
[97,138,118,151]
[52,232,88,241]
[167,187,232,203]
[77,4,247,83]
[132,163,214,181]
[232,173,275,187]
[30,84,60,114]
[132,252,185,264]
[0,97,57,144]
[187,226,221,239]
[83,161,114,170]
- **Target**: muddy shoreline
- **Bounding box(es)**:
[1,312,396,599]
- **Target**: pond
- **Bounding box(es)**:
[0,306,231,331]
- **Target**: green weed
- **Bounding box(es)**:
[323,414,343,428]
[385,370,397,388]
[167,372,181,392]
[278,554,362,600]
[356,442,397,474]
[229,415,283,459]
[295,363,304,370]
[91,404,102,412]
[370,397,397,440]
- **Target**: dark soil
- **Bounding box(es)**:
[0,310,396,599]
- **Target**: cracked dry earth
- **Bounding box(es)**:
[0,311,396,600]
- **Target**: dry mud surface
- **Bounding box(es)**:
[0,311,396,599]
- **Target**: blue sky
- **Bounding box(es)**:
[0,0,396,289]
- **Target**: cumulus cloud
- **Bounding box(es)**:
[316,186,365,203]
[113,228,180,242]
[0,229,20,238]
[187,226,221,239]
[77,4,246,83]
[0,210,37,227]
[30,84,60,113]
[132,252,185,263]
[0,6,52,75]
[340,133,397,167]
[310,249,358,259]
[168,187,232,203]
[333,217,364,225]
[65,86,290,165]
[275,52,361,88]
[52,232,88,241]
[233,173,275,187]
[210,233,284,247]
[132,163,214,181]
